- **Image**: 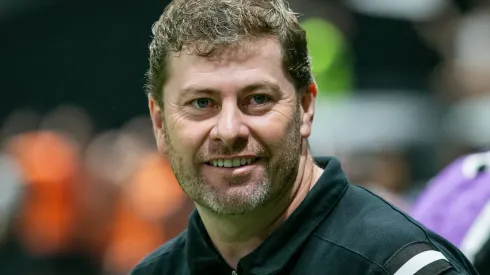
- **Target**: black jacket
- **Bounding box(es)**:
[131,157,478,275]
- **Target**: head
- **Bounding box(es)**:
[148,0,317,215]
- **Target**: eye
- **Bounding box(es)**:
[191,98,215,109]
[250,94,270,105]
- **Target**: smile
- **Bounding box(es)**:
[208,158,259,168]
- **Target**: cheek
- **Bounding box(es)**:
[169,119,211,154]
[249,113,293,145]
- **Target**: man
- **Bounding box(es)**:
[412,151,490,274]
[131,0,478,274]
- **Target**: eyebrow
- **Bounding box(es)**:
[179,80,281,98]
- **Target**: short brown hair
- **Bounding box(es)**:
[146,0,313,106]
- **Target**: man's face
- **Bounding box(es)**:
[150,38,313,215]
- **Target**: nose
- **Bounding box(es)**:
[210,99,249,149]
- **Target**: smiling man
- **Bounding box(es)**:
[130,0,478,274]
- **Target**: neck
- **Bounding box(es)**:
[196,146,323,270]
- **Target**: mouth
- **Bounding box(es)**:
[206,157,260,168]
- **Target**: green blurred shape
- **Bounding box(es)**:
[301,17,353,98]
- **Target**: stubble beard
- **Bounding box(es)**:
[163,107,302,216]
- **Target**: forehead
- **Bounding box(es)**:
[163,38,294,96]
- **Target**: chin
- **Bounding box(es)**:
[198,184,271,215]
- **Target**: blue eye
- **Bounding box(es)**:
[192,98,212,108]
[251,95,269,104]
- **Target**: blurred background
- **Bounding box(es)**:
[0,0,490,274]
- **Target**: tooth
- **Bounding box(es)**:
[224,159,232,167]
[247,158,252,164]
[218,159,224,167]
[241,158,247,165]
[212,160,218,166]
[232,159,241,167]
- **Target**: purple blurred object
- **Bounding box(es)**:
[411,151,490,263]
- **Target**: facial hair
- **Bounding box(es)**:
[164,106,302,215]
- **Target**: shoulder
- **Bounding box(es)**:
[314,184,477,274]
[130,230,188,275]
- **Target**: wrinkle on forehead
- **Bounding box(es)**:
[176,36,279,61]
[169,37,283,74]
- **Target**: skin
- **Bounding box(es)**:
[149,37,324,269]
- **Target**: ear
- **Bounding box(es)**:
[300,83,317,138]
[148,96,169,154]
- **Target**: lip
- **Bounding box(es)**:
[202,158,265,177]
[204,155,259,162]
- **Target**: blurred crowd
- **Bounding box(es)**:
[0,107,194,275]
[1,0,490,274]
[301,0,490,210]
